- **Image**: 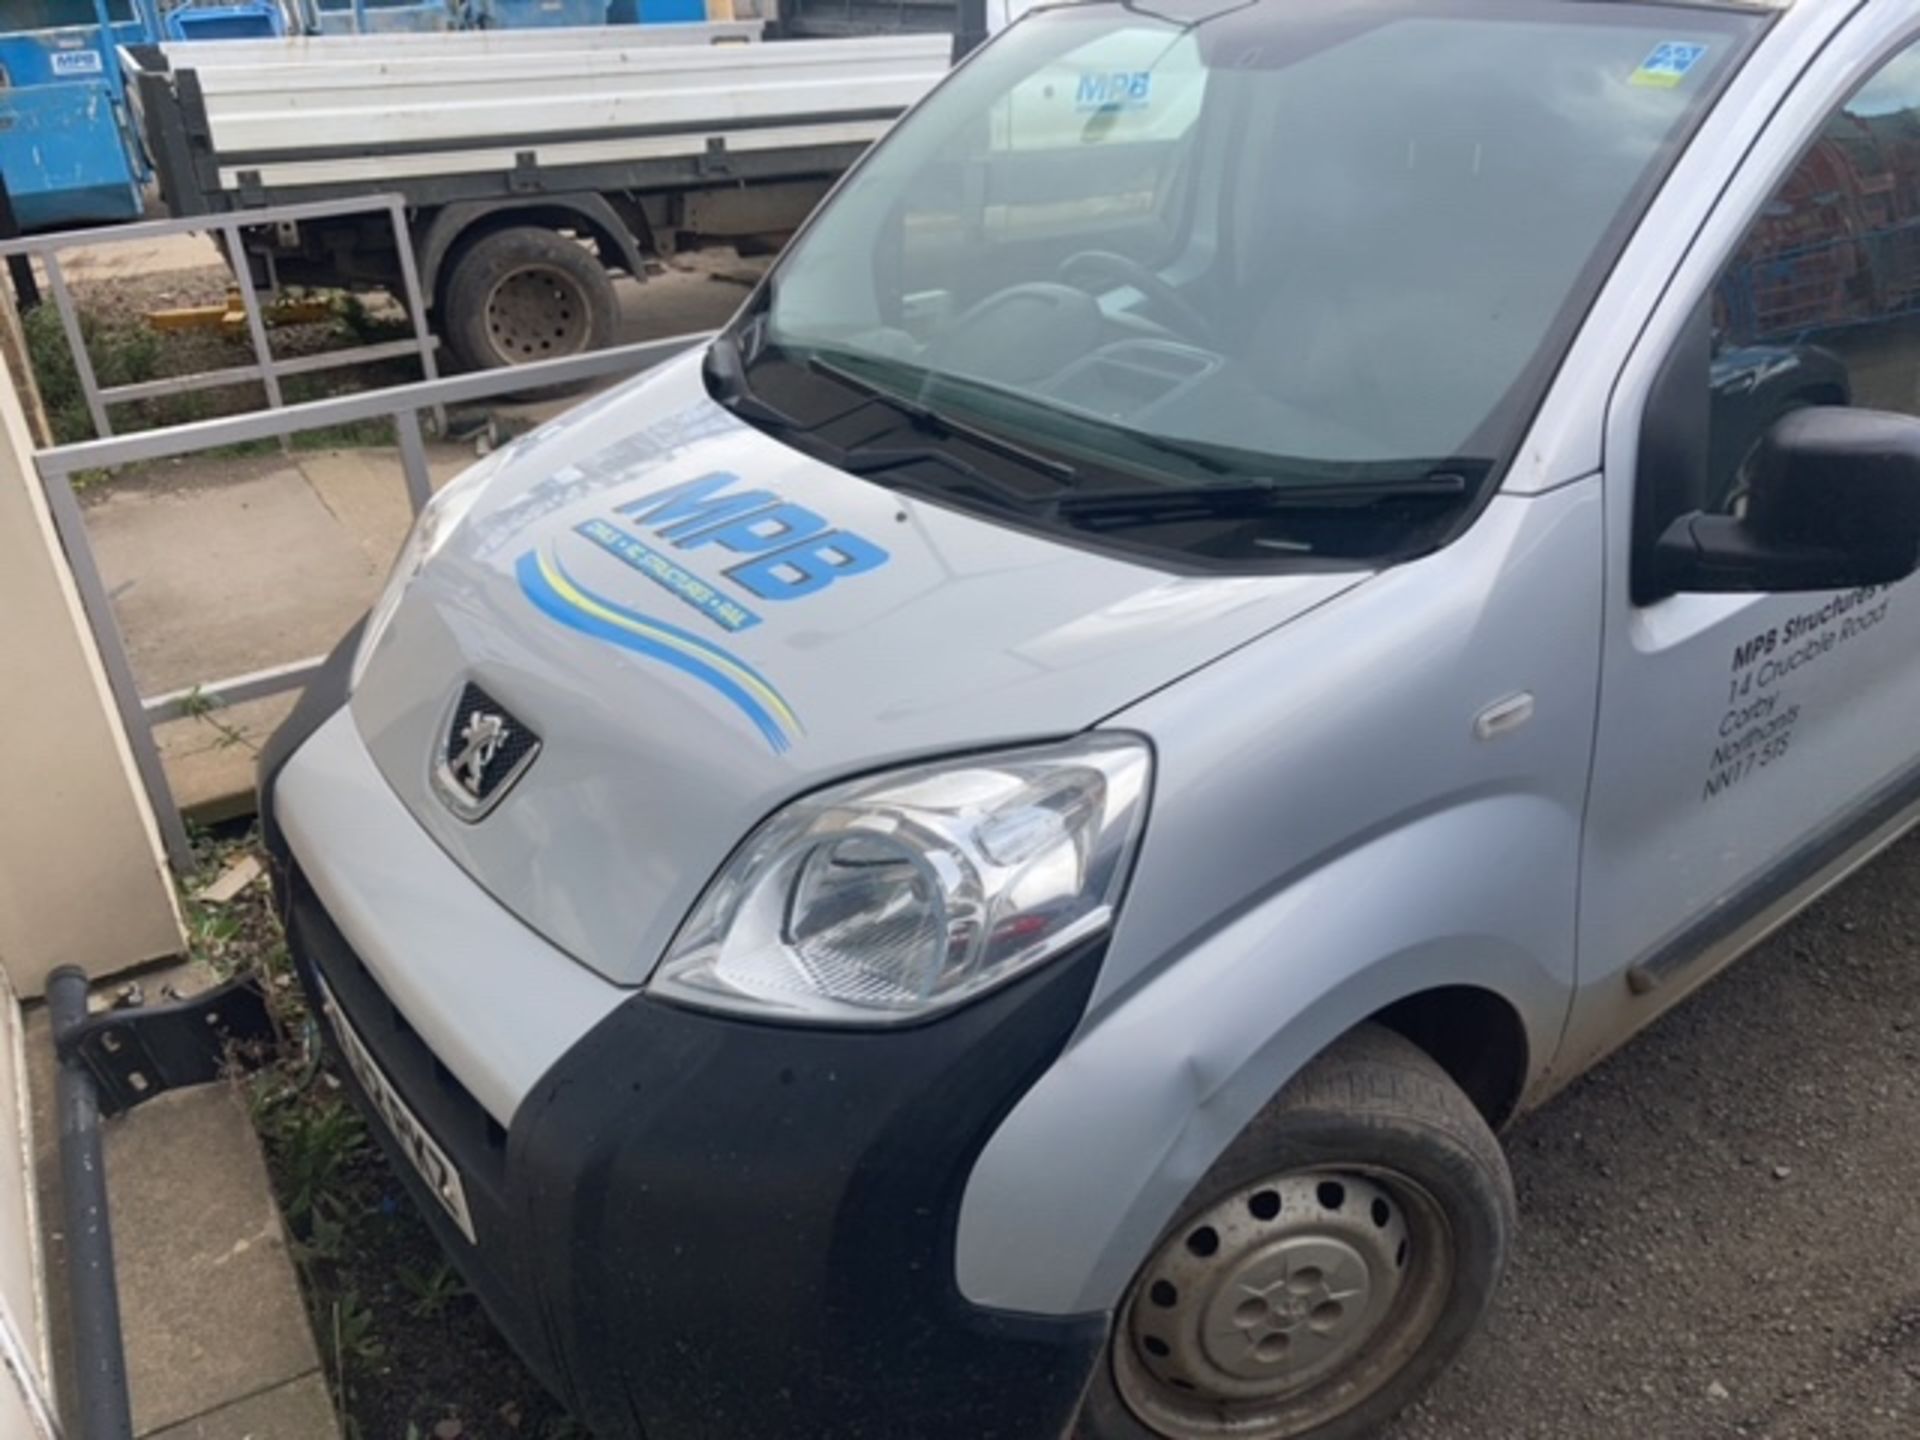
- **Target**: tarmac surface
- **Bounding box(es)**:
[1385,831,1920,1440]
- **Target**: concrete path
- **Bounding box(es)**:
[26,964,337,1440]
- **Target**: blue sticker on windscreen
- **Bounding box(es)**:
[1631,41,1709,89]
[1076,70,1153,111]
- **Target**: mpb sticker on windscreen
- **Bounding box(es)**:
[1631,42,1709,89]
[1077,70,1153,111]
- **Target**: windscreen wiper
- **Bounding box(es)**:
[803,354,1079,486]
[708,341,1079,508]
[1050,471,1474,525]
[836,444,1034,505]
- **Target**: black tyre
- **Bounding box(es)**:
[440,225,619,379]
[1077,1024,1515,1440]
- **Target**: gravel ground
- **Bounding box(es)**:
[1385,830,1920,1440]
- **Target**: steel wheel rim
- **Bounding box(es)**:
[1113,1168,1455,1438]
[483,263,592,364]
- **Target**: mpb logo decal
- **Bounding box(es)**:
[515,472,881,752]
[615,471,890,601]
[1076,70,1152,112]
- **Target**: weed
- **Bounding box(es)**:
[397,1259,470,1320]
[177,685,262,754]
[255,936,294,982]
[187,903,242,967]
[263,1093,369,1227]
[334,1290,387,1365]
[294,1193,354,1269]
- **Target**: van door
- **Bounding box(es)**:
[1568,19,1920,1073]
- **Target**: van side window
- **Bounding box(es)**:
[1706,43,1920,513]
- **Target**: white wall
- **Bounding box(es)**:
[0,962,54,1437]
[0,332,183,996]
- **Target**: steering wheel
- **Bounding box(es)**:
[1058,250,1217,346]
[921,282,1104,384]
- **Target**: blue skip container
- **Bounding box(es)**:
[312,0,458,34]
[0,6,149,231]
[462,0,611,27]
[163,2,287,40]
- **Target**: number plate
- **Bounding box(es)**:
[316,982,476,1244]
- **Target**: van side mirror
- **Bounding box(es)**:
[1648,407,1920,596]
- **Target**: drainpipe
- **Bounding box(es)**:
[47,968,136,1440]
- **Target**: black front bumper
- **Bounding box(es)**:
[259,636,1108,1440]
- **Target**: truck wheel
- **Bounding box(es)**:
[1076,1025,1515,1440]
[441,225,619,376]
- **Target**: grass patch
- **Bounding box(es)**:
[186,830,582,1440]
[23,302,187,445]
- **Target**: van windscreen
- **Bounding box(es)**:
[715,0,1761,568]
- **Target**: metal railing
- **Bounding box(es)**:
[0,194,440,440]
[33,330,710,875]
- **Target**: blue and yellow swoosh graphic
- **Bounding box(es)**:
[517,548,801,753]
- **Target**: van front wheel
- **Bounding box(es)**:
[1076,1025,1514,1440]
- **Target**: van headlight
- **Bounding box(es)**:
[649,735,1152,1024]
[349,452,504,689]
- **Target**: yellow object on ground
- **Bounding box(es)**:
[147,289,337,335]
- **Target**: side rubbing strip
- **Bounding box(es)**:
[1631,753,1920,990]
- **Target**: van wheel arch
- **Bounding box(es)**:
[1076,1022,1515,1440]
[1369,986,1529,1130]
